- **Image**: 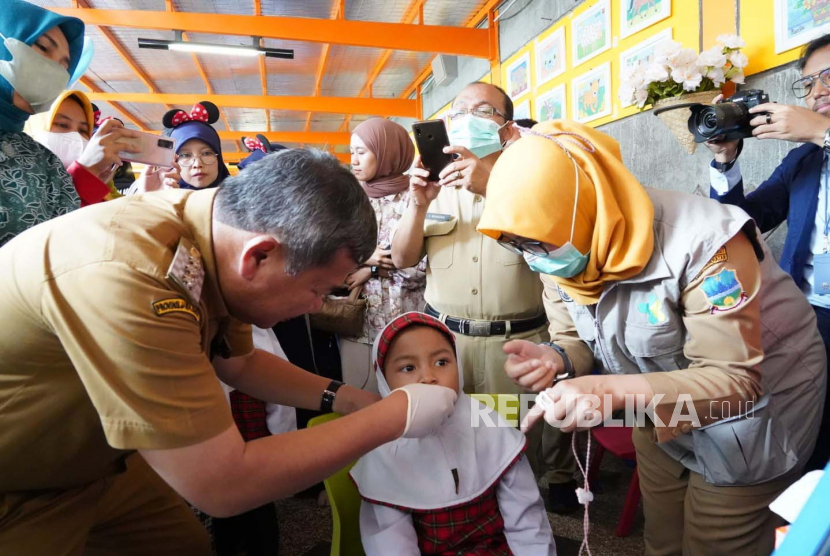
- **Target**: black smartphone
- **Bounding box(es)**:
[412,119,454,182]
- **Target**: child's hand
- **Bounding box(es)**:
[390,383,457,438]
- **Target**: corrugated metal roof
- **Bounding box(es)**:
[25,0,494,147]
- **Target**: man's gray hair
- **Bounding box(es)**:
[215,149,377,275]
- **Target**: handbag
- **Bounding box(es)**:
[309,285,367,337]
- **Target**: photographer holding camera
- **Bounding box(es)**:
[706,35,830,472]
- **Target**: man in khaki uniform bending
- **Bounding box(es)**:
[0,150,456,555]
[392,82,577,511]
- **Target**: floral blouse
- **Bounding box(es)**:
[0,131,79,247]
[349,190,427,344]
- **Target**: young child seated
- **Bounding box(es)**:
[350,312,556,555]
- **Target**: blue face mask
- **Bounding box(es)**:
[522,142,590,278]
[448,114,504,159]
[524,245,589,278]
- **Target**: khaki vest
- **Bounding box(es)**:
[562,189,826,485]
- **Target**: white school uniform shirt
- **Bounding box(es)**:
[350,312,556,555]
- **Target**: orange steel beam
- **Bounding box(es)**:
[79,76,148,130]
[73,0,174,111]
[252,0,270,133]
[217,131,350,144]
[167,0,243,152]
[139,129,351,144]
[338,0,428,133]
[303,0,345,137]
[400,0,502,102]
[52,8,491,58]
[223,151,350,164]
[83,93,418,117]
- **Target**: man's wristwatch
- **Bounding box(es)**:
[712,138,743,172]
[540,342,575,384]
[370,265,379,278]
[320,380,344,413]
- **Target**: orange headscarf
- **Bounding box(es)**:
[477,120,654,304]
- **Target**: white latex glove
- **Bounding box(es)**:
[393,383,457,438]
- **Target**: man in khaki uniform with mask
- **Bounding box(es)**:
[393,81,578,510]
[0,150,457,555]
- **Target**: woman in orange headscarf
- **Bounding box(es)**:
[474,120,826,555]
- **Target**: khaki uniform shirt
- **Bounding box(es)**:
[423,185,544,321]
[545,189,826,485]
[0,189,251,492]
[420,186,548,393]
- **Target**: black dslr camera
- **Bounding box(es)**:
[687,89,771,143]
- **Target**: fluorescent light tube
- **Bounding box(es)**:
[168,42,263,57]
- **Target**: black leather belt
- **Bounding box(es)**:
[425,304,547,337]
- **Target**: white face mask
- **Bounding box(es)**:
[0,31,70,114]
[33,130,87,168]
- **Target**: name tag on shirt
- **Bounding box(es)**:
[815,253,830,294]
[426,212,452,222]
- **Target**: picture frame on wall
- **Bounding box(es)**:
[775,0,830,54]
[535,27,566,87]
[572,0,612,67]
[513,100,531,121]
[572,62,612,124]
[536,84,566,122]
[620,0,671,39]
[618,27,673,107]
[506,52,532,101]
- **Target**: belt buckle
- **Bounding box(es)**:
[467,320,491,337]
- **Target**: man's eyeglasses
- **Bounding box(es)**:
[792,67,830,99]
[177,151,218,167]
[497,234,549,257]
[448,105,508,121]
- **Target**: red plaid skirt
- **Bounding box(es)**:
[229,390,270,441]
[412,484,511,555]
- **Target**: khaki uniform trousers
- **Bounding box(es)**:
[633,424,793,556]
[0,453,210,556]
[453,324,576,485]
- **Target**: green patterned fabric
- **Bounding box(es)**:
[0,131,79,247]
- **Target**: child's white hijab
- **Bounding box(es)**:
[350,312,526,510]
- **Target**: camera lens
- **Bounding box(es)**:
[702,112,718,130]
[689,106,720,140]
[158,139,174,149]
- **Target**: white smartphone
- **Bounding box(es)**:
[117,131,177,169]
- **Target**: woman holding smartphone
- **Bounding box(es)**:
[0,0,145,246]
[342,118,426,392]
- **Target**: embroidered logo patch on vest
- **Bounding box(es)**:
[700,269,747,314]
[152,298,201,322]
[556,286,573,303]
[638,293,668,325]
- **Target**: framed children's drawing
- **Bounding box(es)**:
[572,62,612,124]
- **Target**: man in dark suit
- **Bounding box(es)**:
[707,34,830,471]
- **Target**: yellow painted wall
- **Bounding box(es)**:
[742,0,801,75]
[427,0,802,125]
[497,0,698,127]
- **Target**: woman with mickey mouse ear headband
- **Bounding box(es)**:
[164,101,230,190]
[238,134,287,171]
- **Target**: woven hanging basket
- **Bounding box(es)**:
[653,90,722,154]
